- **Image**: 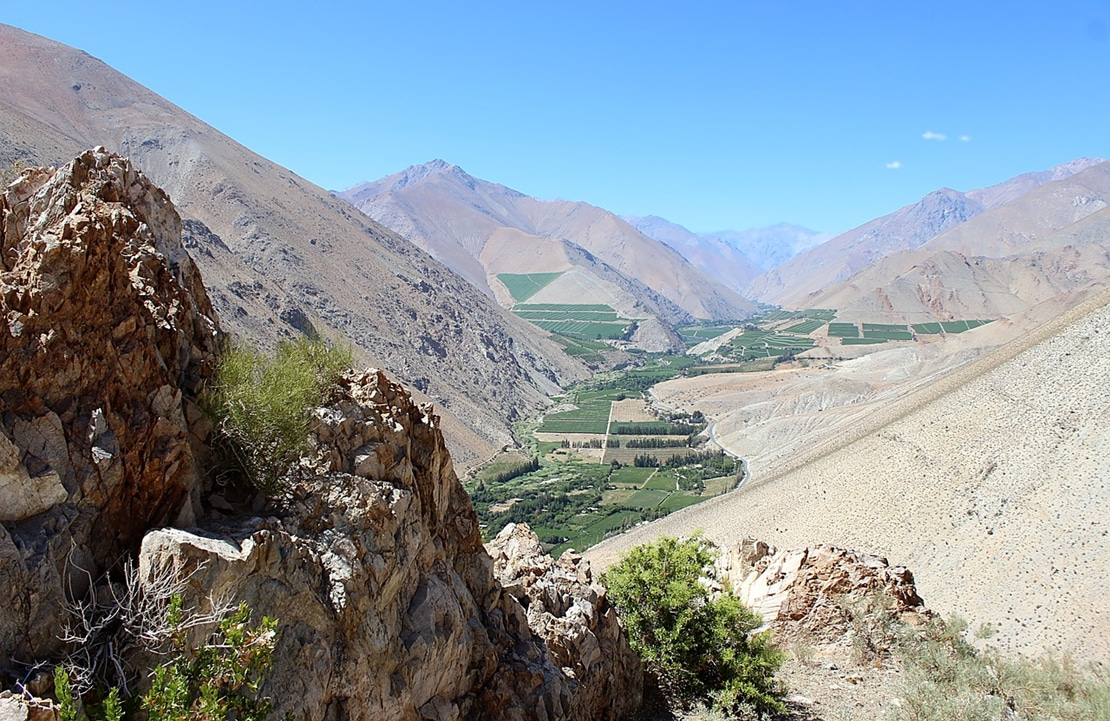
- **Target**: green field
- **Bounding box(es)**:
[610,466,656,486]
[942,319,993,333]
[678,325,736,344]
[515,303,615,311]
[760,309,804,322]
[625,488,670,509]
[841,337,887,345]
[913,323,943,334]
[537,398,612,434]
[719,330,815,362]
[498,272,564,302]
[515,309,621,320]
[533,319,630,339]
[828,322,860,338]
[863,329,914,341]
[782,319,827,334]
[552,335,609,362]
[862,323,909,332]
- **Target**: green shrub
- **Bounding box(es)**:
[602,535,785,715]
[895,615,1110,721]
[54,597,279,721]
[203,337,351,496]
[143,598,278,721]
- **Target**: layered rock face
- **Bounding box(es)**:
[0,151,641,719]
[0,148,218,663]
[721,539,929,645]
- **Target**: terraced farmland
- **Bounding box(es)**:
[782,318,827,334]
[723,330,815,361]
[511,302,635,340]
[678,324,735,344]
[828,322,860,338]
[861,323,913,341]
[498,272,564,302]
[536,397,612,434]
[942,319,993,333]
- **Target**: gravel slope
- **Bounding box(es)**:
[587,287,1110,662]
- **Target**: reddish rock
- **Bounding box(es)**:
[0,148,218,663]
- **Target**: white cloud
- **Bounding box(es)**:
[959,135,971,142]
[886,161,902,169]
[922,131,948,141]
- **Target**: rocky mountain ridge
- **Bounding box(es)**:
[748,157,1108,314]
[0,150,641,720]
[801,160,1110,321]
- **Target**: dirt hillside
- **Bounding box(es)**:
[588,286,1110,662]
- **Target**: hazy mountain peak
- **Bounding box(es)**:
[1050,157,1105,180]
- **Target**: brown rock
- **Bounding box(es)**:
[140,372,636,720]
[0,148,218,663]
[722,538,930,646]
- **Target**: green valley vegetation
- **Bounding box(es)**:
[602,535,785,714]
[511,302,638,341]
[468,307,1001,555]
[497,272,565,302]
[467,359,742,556]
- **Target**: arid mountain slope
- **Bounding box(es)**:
[804,162,1110,321]
[0,24,588,469]
[748,188,985,305]
[339,161,758,322]
[588,286,1110,662]
[748,158,1105,306]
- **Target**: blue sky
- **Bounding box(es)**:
[5,1,1110,234]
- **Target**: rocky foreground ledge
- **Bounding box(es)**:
[0,150,641,720]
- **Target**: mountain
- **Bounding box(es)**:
[0,24,589,469]
[747,188,986,305]
[623,215,764,292]
[707,223,833,270]
[748,158,1105,307]
[338,162,759,327]
[802,161,1110,321]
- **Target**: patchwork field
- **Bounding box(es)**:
[468,363,736,555]
[498,272,565,302]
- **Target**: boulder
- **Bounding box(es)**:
[721,538,930,646]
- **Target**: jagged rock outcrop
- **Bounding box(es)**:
[0,151,641,719]
[486,523,642,721]
[140,372,642,720]
[0,148,218,664]
[720,539,930,645]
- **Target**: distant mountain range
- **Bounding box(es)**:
[752,158,1110,321]
[624,216,832,293]
[338,162,759,336]
[3,21,1108,466]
